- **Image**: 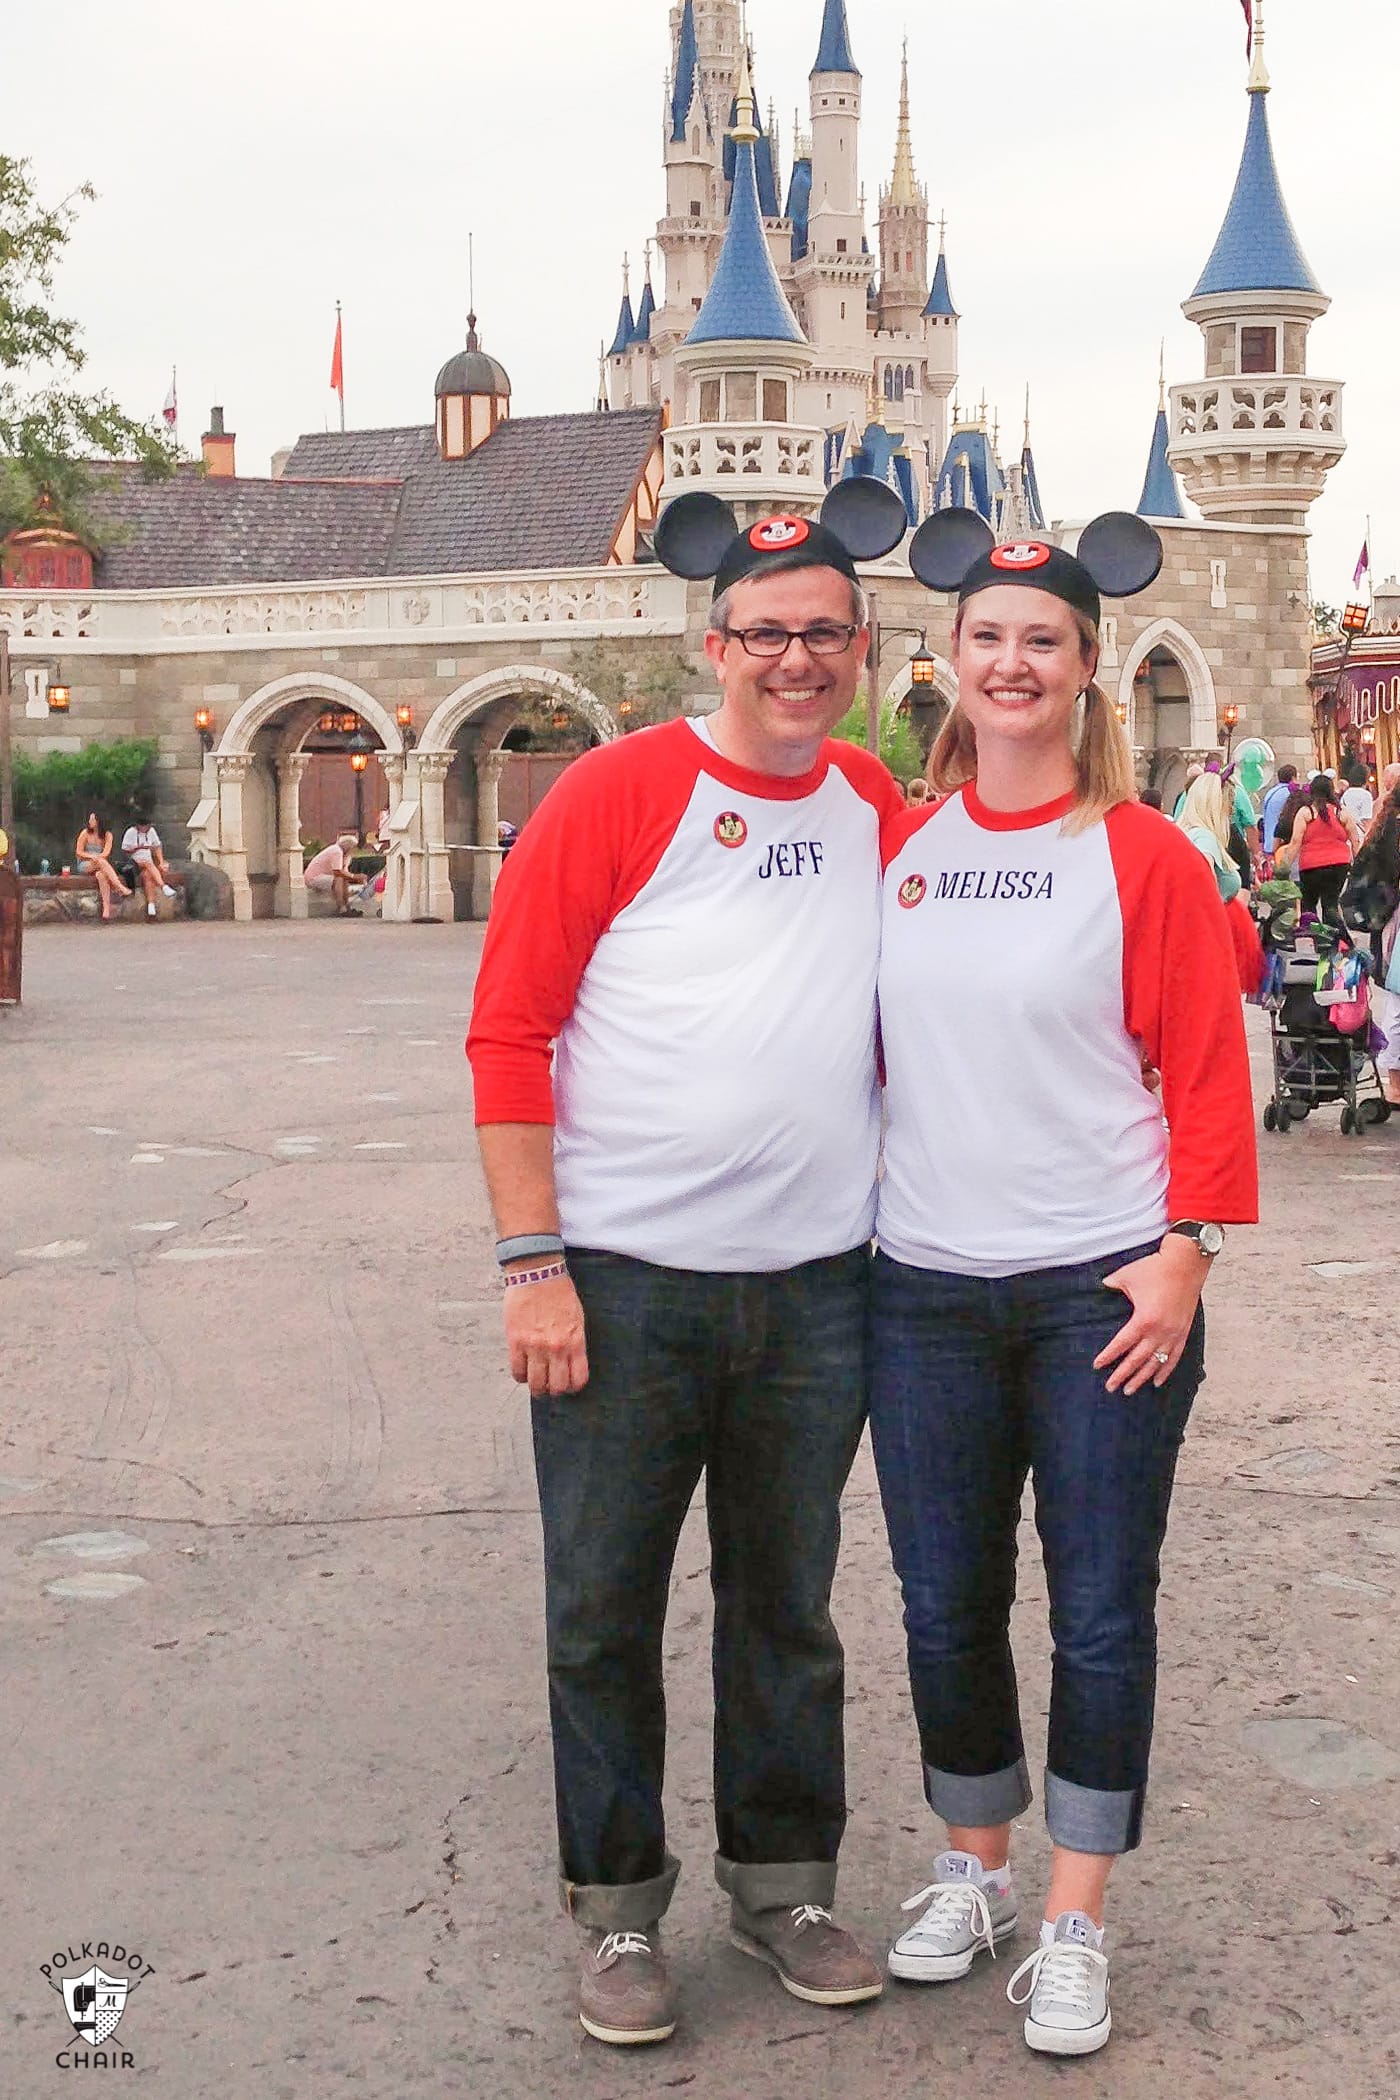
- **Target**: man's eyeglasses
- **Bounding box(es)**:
[724,622,860,659]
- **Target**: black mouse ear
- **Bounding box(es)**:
[1075,512,1164,599]
[908,509,996,593]
[653,492,739,580]
[820,475,910,561]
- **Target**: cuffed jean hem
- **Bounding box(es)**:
[714,1852,838,1913]
[559,1853,681,1932]
[1045,1772,1144,1856]
[924,1758,1033,1831]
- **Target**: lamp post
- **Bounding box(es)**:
[866,605,938,761]
[195,707,216,752]
[1219,703,1239,760]
[348,730,373,842]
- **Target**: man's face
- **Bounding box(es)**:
[703,564,869,776]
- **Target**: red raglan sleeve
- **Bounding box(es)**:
[1107,804,1260,1225]
[466,727,700,1125]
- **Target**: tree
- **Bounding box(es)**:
[561,639,699,734]
[0,155,177,539]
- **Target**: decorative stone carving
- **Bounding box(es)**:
[0,598,96,640]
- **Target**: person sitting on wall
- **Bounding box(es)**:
[120,812,176,920]
[304,833,363,916]
[75,810,131,921]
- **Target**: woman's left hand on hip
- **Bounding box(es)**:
[1095,1242,1207,1395]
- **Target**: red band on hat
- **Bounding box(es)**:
[989,542,1052,571]
[749,516,811,554]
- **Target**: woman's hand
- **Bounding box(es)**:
[1095,1236,1209,1395]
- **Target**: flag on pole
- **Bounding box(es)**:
[161,372,178,428]
[1240,0,1253,55]
[330,309,344,401]
[1352,540,1371,591]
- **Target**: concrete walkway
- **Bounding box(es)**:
[1,921,1397,2095]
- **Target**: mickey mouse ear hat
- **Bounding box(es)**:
[653,477,910,600]
[908,509,1163,626]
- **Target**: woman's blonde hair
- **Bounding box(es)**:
[927,604,1136,835]
[1176,770,1231,851]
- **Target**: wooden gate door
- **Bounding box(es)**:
[0,866,22,1006]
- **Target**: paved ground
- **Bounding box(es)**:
[2,919,1398,2097]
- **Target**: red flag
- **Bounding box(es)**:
[1240,0,1253,55]
[329,311,344,400]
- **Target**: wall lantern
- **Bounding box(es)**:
[395,704,413,729]
[195,706,216,751]
[1114,700,1129,726]
[349,751,370,775]
[1340,602,1369,638]
[617,699,634,718]
[46,680,71,714]
[909,638,938,689]
[551,708,571,730]
[1219,702,1239,758]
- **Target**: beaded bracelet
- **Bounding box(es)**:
[502,1261,570,1291]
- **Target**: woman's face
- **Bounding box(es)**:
[951,585,1093,756]
[86,812,99,834]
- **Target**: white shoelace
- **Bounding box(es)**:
[789,1904,834,1932]
[1006,1940,1108,2015]
[596,1930,654,1965]
[900,1881,998,1961]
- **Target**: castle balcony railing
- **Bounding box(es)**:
[662,421,825,508]
[0,565,691,658]
[1168,375,1345,461]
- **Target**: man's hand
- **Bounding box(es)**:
[504,1272,590,1397]
[1094,1235,1209,1396]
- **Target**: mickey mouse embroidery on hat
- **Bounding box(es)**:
[652,477,912,599]
[907,508,1164,625]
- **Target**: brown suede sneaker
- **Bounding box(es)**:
[578,1927,677,2046]
[729,1902,884,2007]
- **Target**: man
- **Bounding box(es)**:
[467,512,900,2047]
[1260,763,1298,856]
[120,812,176,919]
[1339,758,1375,833]
[304,833,361,914]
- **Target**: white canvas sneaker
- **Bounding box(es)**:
[1006,1911,1111,2056]
[888,1851,1018,1982]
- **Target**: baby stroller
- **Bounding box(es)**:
[1258,915,1392,1136]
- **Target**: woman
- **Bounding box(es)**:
[1358,781,1400,1106]
[874,513,1258,2059]
[1275,773,1359,925]
[1176,772,1241,901]
[74,810,130,920]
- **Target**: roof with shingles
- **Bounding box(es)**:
[82,409,662,587]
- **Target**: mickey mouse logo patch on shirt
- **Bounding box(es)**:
[990,541,1052,571]
[714,812,749,849]
[898,874,927,910]
[749,516,810,554]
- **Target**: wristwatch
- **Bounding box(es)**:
[1167,1221,1225,1258]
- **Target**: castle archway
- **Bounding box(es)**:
[1119,620,1218,760]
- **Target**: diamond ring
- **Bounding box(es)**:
[1153,1350,1171,1366]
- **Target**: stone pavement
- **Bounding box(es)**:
[1,921,1397,2097]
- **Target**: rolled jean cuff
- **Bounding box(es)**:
[559,1852,681,1931]
[1045,1772,1144,1856]
[714,1853,838,1914]
[924,1758,1033,1830]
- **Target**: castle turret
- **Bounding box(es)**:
[664,51,820,521]
[1167,0,1343,525]
[1137,356,1187,521]
[877,43,929,336]
[434,312,510,460]
[793,0,873,439]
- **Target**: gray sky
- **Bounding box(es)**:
[11,0,1394,602]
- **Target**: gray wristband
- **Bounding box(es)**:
[496,1233,566,1268]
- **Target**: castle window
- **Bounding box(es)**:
[763,378,788,422]
[906,251,914,273]
[727,372,757,420]
[690,200,702,218]
[836,237,848,253]
[698,379,721,423]
[1240,326,1277,373]
[893,368,904,401]
[883,367,894,399]
[906,365,915,390]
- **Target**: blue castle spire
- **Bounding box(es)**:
[812,0,859,76]
[924,238,958,319]
[687,70,804,347]
[671,0,699,142]
[632,271,656,345]
[607,264,636,358]
[1192,85,1320,297]
[1137,401,1186,520]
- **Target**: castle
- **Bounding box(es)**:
[0,0,1357,923]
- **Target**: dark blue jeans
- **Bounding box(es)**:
[869,1245,1205,1856]
[531,1245,869,1932]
